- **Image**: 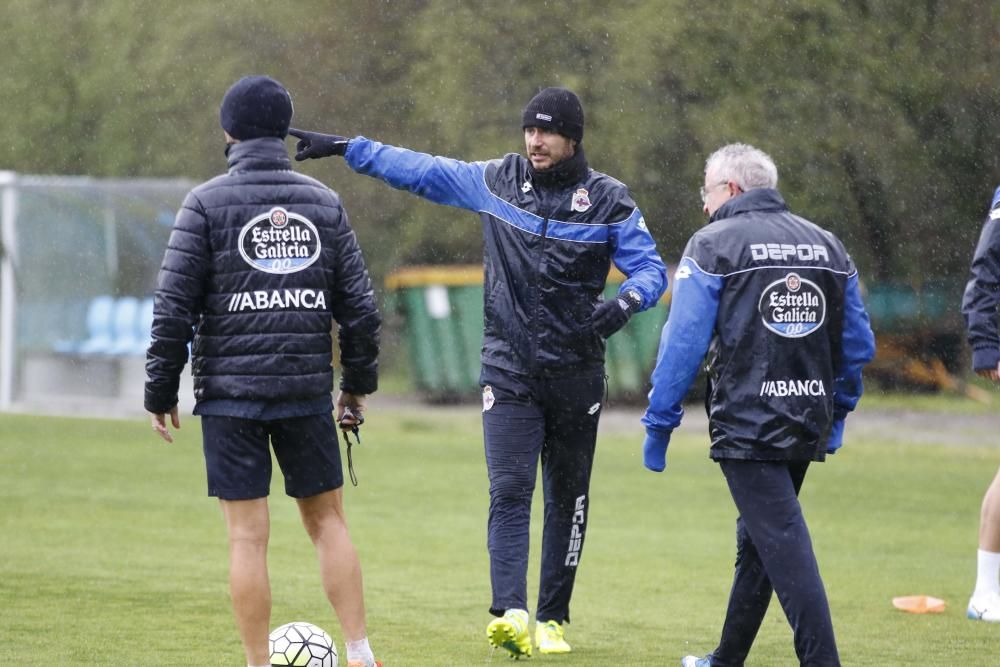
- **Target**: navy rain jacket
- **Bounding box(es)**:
[144,138,380,415]
[343,137,667,377]
[962,185,1000,372]
[643,189,876,461]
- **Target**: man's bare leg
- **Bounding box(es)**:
[221,498,271,666]
[297,488,367,641]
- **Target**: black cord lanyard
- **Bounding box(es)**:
[341,425,361,487]
[338,406,364,487]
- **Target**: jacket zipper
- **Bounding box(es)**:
[529,210,551,373]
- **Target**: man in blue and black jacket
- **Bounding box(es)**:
[960,185,1000,623]
[291,86,667,658]
[144,76,382,667]
[642,144,875,667]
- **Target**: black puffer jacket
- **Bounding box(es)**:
[144,138,380,414]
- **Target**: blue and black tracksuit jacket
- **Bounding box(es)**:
[962,185,1000,372]
[344,137,668,377]
[643,189,876,461]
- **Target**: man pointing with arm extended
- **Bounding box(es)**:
[291,86,667,658]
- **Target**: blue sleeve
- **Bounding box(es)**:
[961,190,1000,371]
[833,272,877,418]
[344,136,491,212]
[609,209,668,310]
[641,257,722,434]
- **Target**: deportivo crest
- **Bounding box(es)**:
[571,188,592,212]
[482,385,495,412]
[758,272,826,338]
[238,207,321,274]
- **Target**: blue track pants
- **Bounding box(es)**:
[710,459,840,667]
[480,365,604,624]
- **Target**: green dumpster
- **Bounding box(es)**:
[385,265,671,402]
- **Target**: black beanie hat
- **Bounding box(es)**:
[219,75,293,140]
[522,87,584,143]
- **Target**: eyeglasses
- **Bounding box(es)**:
[699,180,729,203]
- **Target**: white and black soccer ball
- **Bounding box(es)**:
[269,621,338,667]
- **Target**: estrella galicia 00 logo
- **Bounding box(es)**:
[238,207,321,274]
[758,272,826,338]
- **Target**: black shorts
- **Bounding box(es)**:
[200,413,343,500]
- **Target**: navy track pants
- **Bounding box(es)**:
[711,459,840,667]
[480,366,604,624]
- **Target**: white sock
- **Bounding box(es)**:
[504,608,529,629]
[346,637,374,665]
[974,549,1000,597]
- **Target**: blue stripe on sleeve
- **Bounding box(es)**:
[345,137,490,211]
[833,272,876,417]
[642,258,722,432]
[610,209,668,309]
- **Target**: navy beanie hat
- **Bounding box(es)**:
[220,75,293,140]
[522,87,584,143]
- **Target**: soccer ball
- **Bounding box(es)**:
[269,621,338,667]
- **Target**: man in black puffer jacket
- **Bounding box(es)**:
[144,76,382,667]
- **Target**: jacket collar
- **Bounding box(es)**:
[226,137,292,173]
[709,187,788,223]
[527,145,589,190]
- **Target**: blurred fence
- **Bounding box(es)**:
[0,172,193,414]
[863,281,984,398]
[0,172,983,416]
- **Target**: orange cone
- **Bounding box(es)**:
[892,595,946,614]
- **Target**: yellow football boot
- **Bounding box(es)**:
[486,609,532,659]
[535,620,571,654]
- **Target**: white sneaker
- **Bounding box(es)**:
[967,591,1000,622]
[681,656,712,667]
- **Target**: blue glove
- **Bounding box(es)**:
[826,418,845,454]
[643,430,671,472]
[288,128,350,161]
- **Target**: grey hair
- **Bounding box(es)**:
[704,143,778,190]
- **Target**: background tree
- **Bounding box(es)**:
[2,0,997,288]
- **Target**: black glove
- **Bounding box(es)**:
[591,289,642,338]
[287,127,349,161]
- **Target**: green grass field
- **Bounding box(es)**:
[1,398,998,666]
